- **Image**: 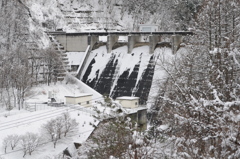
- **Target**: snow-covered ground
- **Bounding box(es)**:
[25,79,103,103]
[0,81,101,159]
[0,78,150,158]
[25,83,82,103]
[0,107,98,159]
[66,52,85,66]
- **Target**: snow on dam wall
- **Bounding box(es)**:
[78,45,173,105]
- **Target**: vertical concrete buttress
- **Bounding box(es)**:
[127,109,147,131]
[88,35,99,51]
[107,35,119,53]
[127,35,141,54]
[149,35,161,54]
[172,35,183,54]
[138,109,147,131]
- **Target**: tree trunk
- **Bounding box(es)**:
[23,151,26,158]
[54,141,57,148]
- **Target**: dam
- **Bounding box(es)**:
[47,31,193,104]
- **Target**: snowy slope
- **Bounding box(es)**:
[25,83,83,103]
[0,108,98,159]
[0,82,100,159]
[25,78,103,104]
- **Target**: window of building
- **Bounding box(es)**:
[135,102,138,105]
[87,101,90,104]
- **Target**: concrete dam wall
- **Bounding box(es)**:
[79,45,173,105]
[47,31,188,105]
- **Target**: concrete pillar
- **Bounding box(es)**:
[88,35,99,51]
[127,35,141,54]
[172,35,183,54]
[149,35,161,54]
[125,108,147,131]
[128,113,138,123]
[137,109,147,131]
[107,35,119,53]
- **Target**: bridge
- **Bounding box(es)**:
[47,31,193,54]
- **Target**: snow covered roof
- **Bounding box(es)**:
[125,107,147,114]
[116,96,139,100]
[65,93,92,98]
[138,24,159,26]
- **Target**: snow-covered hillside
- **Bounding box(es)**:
[23,0,134,33]
[0,106,98,159]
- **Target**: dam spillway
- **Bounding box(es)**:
[79,45,173,104]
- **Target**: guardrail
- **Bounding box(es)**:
[46,31,194,36]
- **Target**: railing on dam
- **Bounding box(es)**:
[46,31,193,54]
[47,31,194,36]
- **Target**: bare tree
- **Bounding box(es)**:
[62,112,79,137]
[42,113,79,148]
[8,134,19,150]
[20,132,40,157]
[41,118,61,148]
[42,118,57,142]
[2,137,10,154]
[54,116,64,140]
[43,47,62,86]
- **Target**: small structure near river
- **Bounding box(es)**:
[65,93,92,107]
[116,96,139,109]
